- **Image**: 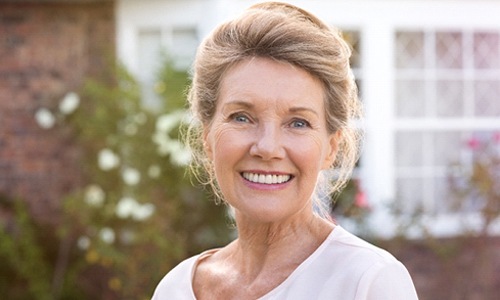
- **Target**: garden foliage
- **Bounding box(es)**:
[0,58,233,299]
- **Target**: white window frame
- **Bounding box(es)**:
[117,0,500,238]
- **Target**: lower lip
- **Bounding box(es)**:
[240,175,293,191]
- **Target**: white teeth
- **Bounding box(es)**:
[242,172,291,184]
[259,174,266,183]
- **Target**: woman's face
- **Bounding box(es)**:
[204,57,339,224]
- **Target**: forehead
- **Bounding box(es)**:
[218,57,325,111]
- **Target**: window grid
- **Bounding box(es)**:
[394,29,500,214]
[137,26,198,110]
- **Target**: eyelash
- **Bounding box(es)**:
[229,112,251,123]
[228,113,311,129]
[290,118,311,129]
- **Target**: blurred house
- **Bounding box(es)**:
[0,0,115,223]
[2,1,499,298]
[117,0,500,238]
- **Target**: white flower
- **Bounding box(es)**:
[167,140,191,166]
[115,197,155,221]
[59,92,80,115]
[148,165,161,178]
[171,148,192,166]
[98,148,120,171]
[77,236,91,250]
[132,203,155,221]
[122,167,140,186]
[155,110,185,133]
[84,184,105,207]
[152,132,171,156]
[116,197,137,219]
[35,108,56,129]
[152,132,191,164]
[99,227,115,244]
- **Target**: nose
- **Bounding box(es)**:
[249,123,285,160]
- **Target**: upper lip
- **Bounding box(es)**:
[240,170,291,175]
[240,170,294,184]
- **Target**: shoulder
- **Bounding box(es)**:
[326,226,400,265]
[151,255,199,300]
[320,227,419,299]
[355,257,419,300]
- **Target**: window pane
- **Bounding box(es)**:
[474,80,500,116]
[396,131,425,167]
[138,29,162,110]
[343,30,362,69]
[474,32,500,69]
[342,29,363,98]
[433,176,454,213]
[396,177,424,212]
[433,131,463,167]
[436,80,464,117]
[436,32,463,69]
[171,27,198,69]
[396,31,425,69]
[396,79,426,117]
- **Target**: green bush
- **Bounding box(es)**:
[1,58,233,300]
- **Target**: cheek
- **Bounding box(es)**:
[287,134,331,169]
[292,134,325,155]
[209,126,246,161]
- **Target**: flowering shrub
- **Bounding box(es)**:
[449,132,500,235]
[331,178,372,236]
[2,60,233,299]
[332,179,370,218]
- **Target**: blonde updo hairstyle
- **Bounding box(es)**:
[185,2,362,213]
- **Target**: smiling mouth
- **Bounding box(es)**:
[241,172,292,184]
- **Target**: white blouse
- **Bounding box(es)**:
[152,226,419,299]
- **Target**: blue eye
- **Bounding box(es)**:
[232,113,250,123]
[291,119,310,128]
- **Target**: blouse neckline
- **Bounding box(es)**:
[188,226,339,299]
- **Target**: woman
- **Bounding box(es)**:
[153,2,418,299]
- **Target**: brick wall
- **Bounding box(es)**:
[0,1,114,223]
[381,235,500,300]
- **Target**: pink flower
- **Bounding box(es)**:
[493,132,500,144]
[354,190,370,209]
[466,137,481,150]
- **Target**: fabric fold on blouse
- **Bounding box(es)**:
[151,226,419,300]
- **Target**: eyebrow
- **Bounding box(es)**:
[222,101,254,110]
[289,106,319,117]
[222,100,319,117]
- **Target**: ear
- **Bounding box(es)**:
[203,128,213,160]
[322,130,341,170]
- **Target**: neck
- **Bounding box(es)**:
[229,209,334,280]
